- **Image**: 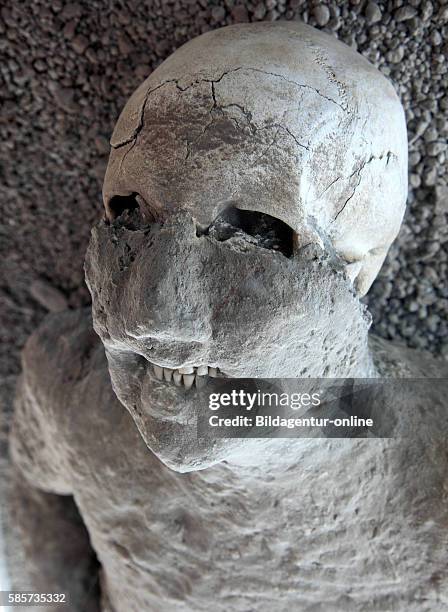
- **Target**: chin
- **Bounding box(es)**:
[105,349,256,472]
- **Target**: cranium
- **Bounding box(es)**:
[85,22,407,471]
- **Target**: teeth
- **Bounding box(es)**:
[151,363,220,388]
[153,365,164,381]
[178,366,194,374]
[163,368,173,382]
[183,374,195,390]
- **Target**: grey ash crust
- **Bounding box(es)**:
[7,306,448,610]
[1,0,448,386]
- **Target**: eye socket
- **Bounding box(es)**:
[108,193,140,219]
[106,193,155,229]
[199,206,295,258]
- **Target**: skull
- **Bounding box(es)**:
[85,22,407,471]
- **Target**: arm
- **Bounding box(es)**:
[10,308,100,492]
[8,309,102,611]
[8,470,100,612]
[10,374,71,495]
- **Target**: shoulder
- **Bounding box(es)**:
[11,308,105,493]
[22,307,100,387]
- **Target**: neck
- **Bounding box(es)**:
[316,315,377,378]
[339,331,377,378]
[216,329,378,474]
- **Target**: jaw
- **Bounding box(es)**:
[87,217,374,471]
[103,293,373,473]
[105,348,253,472]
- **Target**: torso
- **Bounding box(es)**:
[18,310,448,611]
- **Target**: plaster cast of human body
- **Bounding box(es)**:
[9,22,448,612]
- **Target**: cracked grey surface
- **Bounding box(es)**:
[105,21,407,296]
[333,152,396,221]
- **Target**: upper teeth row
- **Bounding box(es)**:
[152,364,219,389]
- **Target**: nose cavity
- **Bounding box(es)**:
[197,206,295,258]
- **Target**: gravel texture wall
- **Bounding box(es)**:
[1,0,447,383]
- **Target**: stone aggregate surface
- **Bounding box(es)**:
[1,0,448,381]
